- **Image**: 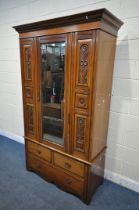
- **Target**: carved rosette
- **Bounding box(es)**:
[76,117,85,151]
[75,94,89,109]
[25,87,33,98]
[25,47,32,80]
[79,44,89,84]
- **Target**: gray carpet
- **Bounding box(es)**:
[0,135,139,210]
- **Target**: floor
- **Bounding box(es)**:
[0,135,139,210]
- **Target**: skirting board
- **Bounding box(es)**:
[0,129,139,194]
[105,169,139,193]
[0,129,24,144]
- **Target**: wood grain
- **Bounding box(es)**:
[16,9,123,204]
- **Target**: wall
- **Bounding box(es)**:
[0,0,139,192]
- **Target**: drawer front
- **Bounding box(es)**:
[54,166,84,197]
[28,154,53,177]
[54,152,84,177]
[28,153,84,199]
[27,141,52,163]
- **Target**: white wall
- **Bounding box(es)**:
[0,0,139,191]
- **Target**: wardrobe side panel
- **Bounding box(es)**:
[90,30,116,160]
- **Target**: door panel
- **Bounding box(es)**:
[24,46,33,81]
[71,31,96,159]
[20,38,38,139]
[38,34,71,151]
[76,39,92,87]
[25,104,35,135]
[74,114,89,153]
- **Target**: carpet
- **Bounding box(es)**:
[0,135,139,210]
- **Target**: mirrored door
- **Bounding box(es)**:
[39,36,67,147]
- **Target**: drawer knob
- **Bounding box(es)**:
[37,150,42,154]
[64,162,71,169]
[65,178,72,185]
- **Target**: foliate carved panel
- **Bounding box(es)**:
[75,116,86,152]
[24,47,32,80]
[25,47,31,61]
[78,44,89,85]
[75,94,88,109]
[26,104,34,134]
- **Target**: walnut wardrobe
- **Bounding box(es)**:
[14,8,123,204]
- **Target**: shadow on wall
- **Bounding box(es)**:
[105,36,132,175]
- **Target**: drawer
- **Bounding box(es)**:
[27,141,52,163]
[28,154,53,177]
[54,152,85,177]
[28,153,84,199]
[54,166,84,198]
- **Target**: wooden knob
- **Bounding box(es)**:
[37,150,42,154]
[64,162,71,169]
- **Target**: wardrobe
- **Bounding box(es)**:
[14,8,123,203]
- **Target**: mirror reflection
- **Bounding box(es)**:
[41,42,65,145]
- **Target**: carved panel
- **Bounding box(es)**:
[26,104,34,134]
[25,87,33,99]
[24,47,32,80]
[75,116,86,152]
[75,94,88,109]
[78,44,89,84]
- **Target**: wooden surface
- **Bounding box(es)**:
[90,30,116,160]
[16,9,122,204]
[86,151,105,203]
[71,30,96,160]
[28,141,52,163]
[13,8,123,35]
[36,33,71,153]
[20,38,39,141]
[54,152,85,177]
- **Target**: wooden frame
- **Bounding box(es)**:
[14,9,123,204]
